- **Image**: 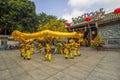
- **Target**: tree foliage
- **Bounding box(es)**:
[37,18,67,32]
[37,12,57,26]
[0,0,38,33]
[0,0,67,35]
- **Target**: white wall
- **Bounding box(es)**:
[7,40,20,46]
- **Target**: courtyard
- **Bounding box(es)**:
[0,47,120,80]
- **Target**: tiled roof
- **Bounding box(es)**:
[69,12,120,28]
[104,12,120,21]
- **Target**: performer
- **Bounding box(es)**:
[38,43,42,53]
[73,40,81,56]
[70,39,75,50]
[30,43,34,54]
[24,43,31,60]
[56,42,63,54]
[64,44,68,57]
[44,42,52,61]
[20,43,25,57]
[64,41,74,59]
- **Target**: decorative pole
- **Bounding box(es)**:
[85,16,92,46]
[95,21,98,35]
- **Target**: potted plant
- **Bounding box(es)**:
[91,35,105,51]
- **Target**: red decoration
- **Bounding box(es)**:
[77,41,80,44]
[66,23,71,27]
[0,27,2,31]
[114,8,120,14]
[85,17,91,22]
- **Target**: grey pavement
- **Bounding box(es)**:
[0,47,120,80]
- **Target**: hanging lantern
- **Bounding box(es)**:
[85,17,91,22]
[0,27,2,31]
[114,8,120,14]
[66,23,71,27]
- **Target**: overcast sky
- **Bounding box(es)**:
[32,0,120,22]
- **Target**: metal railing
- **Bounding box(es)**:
[103,38,120,45]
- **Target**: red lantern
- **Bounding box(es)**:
[66,23,71,27]
[85,17,91,22]
[0,27,2,31]
[114,8,120,14]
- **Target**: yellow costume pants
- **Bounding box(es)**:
[58,48,63,54]
[64,49,73,58]
[30,48,34,54]
[39,48,42,53]
[24,50,31,59]
[74,48,80,56]
[44,49,51,61]
[20,48,25,57]
[44,53,51,61]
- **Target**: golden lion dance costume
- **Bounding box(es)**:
[12,30,83,61]
[44,43,52,61]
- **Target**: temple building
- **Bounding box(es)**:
[66,8,120,46]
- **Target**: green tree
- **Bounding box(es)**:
[0,0,38,34]
[37,18,67,32]
[59,18,67,23]
[37,12,57,26]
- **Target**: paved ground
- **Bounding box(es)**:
[0,47,120,80]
